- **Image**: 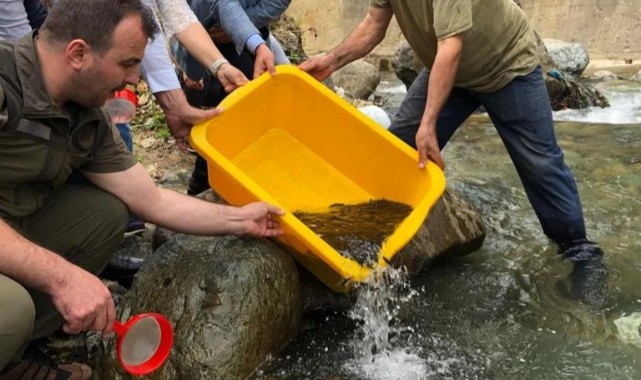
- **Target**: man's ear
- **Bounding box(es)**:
[65,39,91,71]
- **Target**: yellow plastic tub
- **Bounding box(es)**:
[190,65,445,292]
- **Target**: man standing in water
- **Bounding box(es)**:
[0,0,283,377]
[300,0,607,307]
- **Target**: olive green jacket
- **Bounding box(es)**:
[0,32,135,218]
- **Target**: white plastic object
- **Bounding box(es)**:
[357,105,391,129]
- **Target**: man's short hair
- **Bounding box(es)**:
[40,0,160,52]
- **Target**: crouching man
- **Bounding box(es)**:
[0,0,283,377]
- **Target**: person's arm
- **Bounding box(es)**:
[84,164,284,237]
[298,6,392,81]
[216,0,276,78]
[414,0,471,170]
[155,0,248,92]
[138,21,224,151]
[217,0,264,54]
[154,89,223,151]
[415,36,462,170]
[0,220,116,336]
[243,0,291,30]
[0,1,31,40]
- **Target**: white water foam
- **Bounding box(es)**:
[345,267,430,379]
[378,76,641,125]
[554,83,641,124]
[614,312,641,349]
[347,350,428,380]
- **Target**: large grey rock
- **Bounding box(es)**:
[331,59,381,100]
[543,39,590,76]
[391,190,485,272]
[392,41,423,89]
[589,70,623,82]
[94,234,302,380]
[92,187,485,379]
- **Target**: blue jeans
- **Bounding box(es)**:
[389,66,586,246]
[116,123,133,152]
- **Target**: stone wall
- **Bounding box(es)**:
[285,0,641,60]
[284,1,404,58]
[519,0,641,59]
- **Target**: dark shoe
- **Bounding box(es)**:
[0,361,92,380]
[124,218,146,236]
[100,251,144,289]
[0,344,92,380]
[187,175,210,196]
[559,240,609,309]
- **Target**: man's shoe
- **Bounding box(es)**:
[0,361,92,380]
[124,218,146,236]
[101,248,145,288]
[0,344,92,380]
[187,175,210,196]
[559,240,609,309]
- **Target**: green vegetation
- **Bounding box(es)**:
[130,93,171,140]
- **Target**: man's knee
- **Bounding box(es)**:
[0,276,35,370]
[92,190,129,236]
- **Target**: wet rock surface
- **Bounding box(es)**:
[94,233,302,380]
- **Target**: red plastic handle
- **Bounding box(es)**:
[113,320,127,336]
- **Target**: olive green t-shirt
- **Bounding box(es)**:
[0,34,136,218]
[371,0,539,92]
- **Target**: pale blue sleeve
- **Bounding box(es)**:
[217,0,263,54]
[243,0,291,30]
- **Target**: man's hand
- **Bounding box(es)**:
[416,120,445,170]
[253,44,276,79]
[239,202,285,237]
[49,265,116,337]
[155,89,223,151]
[298,54,335,81]
[208,26,232,44]
[216,63,249,93]
[182,72,204,90]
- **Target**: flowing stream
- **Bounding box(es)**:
[258,78,641,379]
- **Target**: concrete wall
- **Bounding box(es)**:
[284,1,404,58]
[520,0,641,59]
[285,0,641,60]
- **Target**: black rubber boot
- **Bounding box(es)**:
[559,240,608,310]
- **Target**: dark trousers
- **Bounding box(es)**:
[182,41,258,193]
[389,66,586,246]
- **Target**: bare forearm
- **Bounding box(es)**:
[0,220,71,294]
[86,165,251,236]
[174,23,224,70]
[422,37,463,124]
[154,89,188,116]
[328,7,392,70]
[136,189,252,235]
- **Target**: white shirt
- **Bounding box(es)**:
[0,1,32,40]
[141,0,185,93]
